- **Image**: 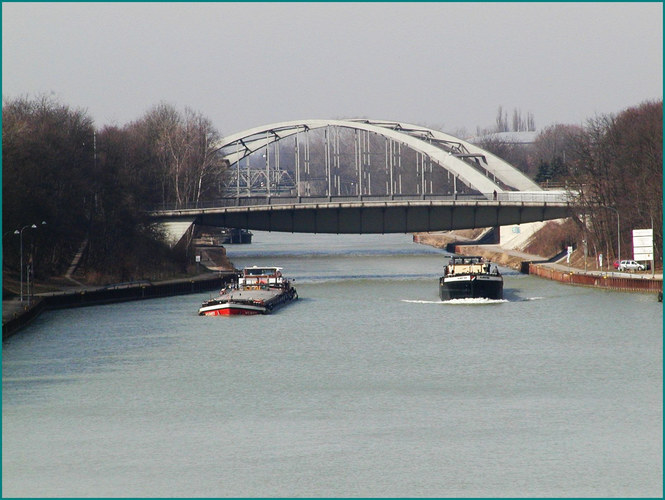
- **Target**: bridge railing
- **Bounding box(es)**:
[497,190,572,203]
[154,190,572,211]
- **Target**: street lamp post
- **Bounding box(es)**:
[14,224,36,303]
[13,221,46,303]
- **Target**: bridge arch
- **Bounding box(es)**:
[348,119,541,192]
[214,119,540,197]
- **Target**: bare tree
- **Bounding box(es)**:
[3,94,95,274]
[532,124,584,182]
[567,100,662,263]
[495,106,509,132]
[133,103,227,208]
[511,108,522,132]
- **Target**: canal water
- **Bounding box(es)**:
[2,232,662,497]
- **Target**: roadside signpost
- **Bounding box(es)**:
[632,228,654,276]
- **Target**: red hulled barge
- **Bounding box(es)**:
[198,266,298,316]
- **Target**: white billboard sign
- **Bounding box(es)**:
[632,229,653,261]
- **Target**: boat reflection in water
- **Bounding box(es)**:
[198,266,297,316]
[439,255,503,300]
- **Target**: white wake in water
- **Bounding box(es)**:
[402,298,508,305]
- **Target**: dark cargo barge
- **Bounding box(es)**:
[439,255,503,300]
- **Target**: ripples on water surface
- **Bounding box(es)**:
[3,232,662,497]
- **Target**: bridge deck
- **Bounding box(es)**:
[151,195,573,235]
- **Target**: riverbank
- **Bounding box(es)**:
[3,240,239,340]
[2,271,237,340]
[414,232,663,295]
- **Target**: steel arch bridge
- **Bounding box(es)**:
[214,119,541,199]
[151,119,573,241]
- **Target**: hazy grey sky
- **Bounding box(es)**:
[3,2,662,136]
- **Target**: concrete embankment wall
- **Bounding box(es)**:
[3,298,49,340]
[3,272,236,340]
[529,264,662,294]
